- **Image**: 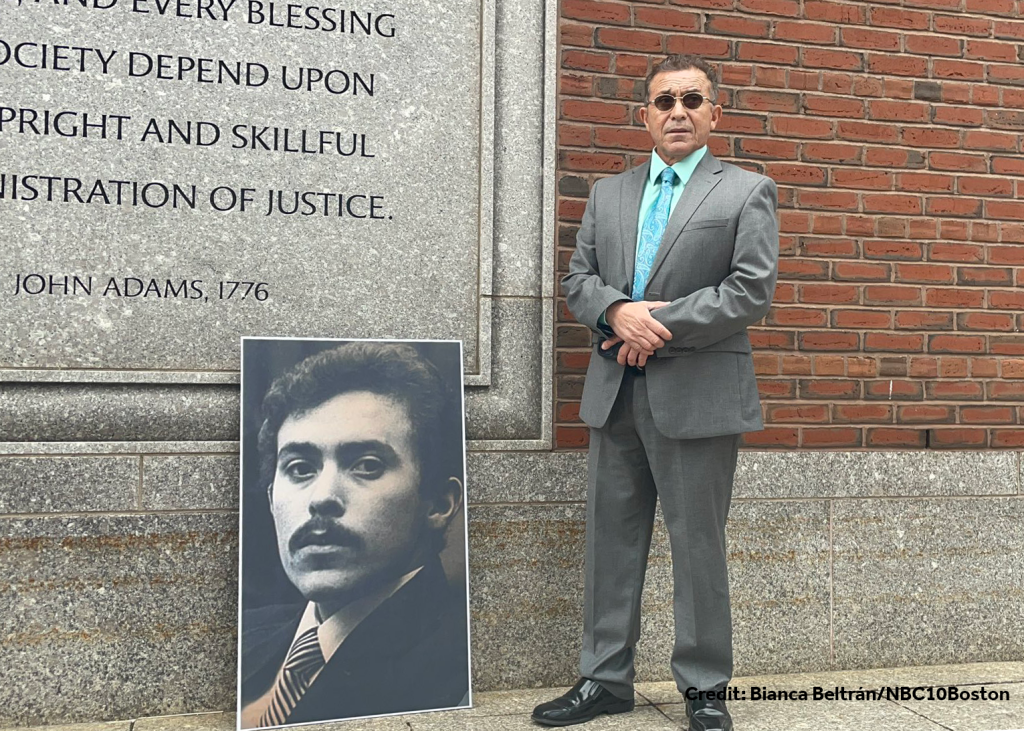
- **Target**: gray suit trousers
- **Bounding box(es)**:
[579,369,740,699]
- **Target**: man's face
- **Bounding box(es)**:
[639,68,722,165]
[270,391,427,605]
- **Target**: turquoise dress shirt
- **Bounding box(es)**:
[635,145,708,246]
[598,145,708,332]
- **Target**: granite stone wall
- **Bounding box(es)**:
[2,448,1021,726]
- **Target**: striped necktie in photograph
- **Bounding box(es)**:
[259,626,326,728]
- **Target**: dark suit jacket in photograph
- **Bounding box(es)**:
[240,558,470,725]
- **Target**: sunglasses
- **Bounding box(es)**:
[648,92,714,112]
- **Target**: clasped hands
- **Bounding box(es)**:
[601,301,673,367]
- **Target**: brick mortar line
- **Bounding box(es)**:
[573,403,1016,411]
[547,441,1024,449]
[555,158,1024,177]
[567,346,1024,351]
[750,416,1024,420]
[766,304,1024,309]
[751,425,1024,429]
[565,359,1024,364]
[557,164,1024,177]
[557,378,1024,387]
[559,66,1023,81]
[555,110,1024,123]
[774,236,1024,240]
[555,148,1022,157]
[562,66,1024,76]
[556,161,1024,176]
[749,380,1024,387]
[583,60,1024,76]
[571,415,1024,419]
[745,303,1024,309]
[559,357,1024,363]
[770,294,1024,301]
[562,356,1024,363]
[555,162,1024,176]
[559,43,1023,59]
[556,115,1024,128]
[759,411,1024,414]
[560,95,1024,115]
[562,66,1024,77]
[570,323,1018,330]
[741,280,1024,282]
[569,350,1024,356]
[556,249,1024,254]
[720,89,1022,101]
[561,12,1024,32]
[560,184,1024,193]
[762,307,1020,312]
[768,190,1019,198]
[552,419,1024,425]
[561,413,1024,417]
[555,116,1024,131]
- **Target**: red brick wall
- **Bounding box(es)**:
[554,0,1024,450]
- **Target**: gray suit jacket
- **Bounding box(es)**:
[562,151,779,440]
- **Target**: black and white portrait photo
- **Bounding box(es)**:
[236,339,471,729]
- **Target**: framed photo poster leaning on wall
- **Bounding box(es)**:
[237,338,471,729]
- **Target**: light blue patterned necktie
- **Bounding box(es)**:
[632,167,677,301]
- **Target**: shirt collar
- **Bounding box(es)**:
[293,565,424,663]
[649,145,708,187]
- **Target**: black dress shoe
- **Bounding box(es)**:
[531,678,634,726]
[686,694,733,731]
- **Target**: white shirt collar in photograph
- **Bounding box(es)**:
[294,564,424,663]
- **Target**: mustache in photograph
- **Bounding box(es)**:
[289,518,362,553]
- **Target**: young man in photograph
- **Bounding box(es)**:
[240,342,469,728]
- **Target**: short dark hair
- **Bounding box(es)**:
[645,54,719,102]
[257,342,459,551]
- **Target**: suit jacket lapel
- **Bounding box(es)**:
[646,152,723,287]
[288,559,460,722]
[620,161,649,292]
[240,603,305,704]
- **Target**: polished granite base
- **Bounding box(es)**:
[6,662,1021,731]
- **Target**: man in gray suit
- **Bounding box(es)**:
[532,54,778,730]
